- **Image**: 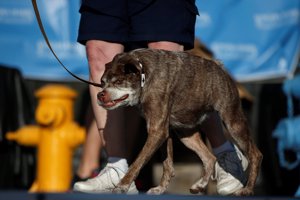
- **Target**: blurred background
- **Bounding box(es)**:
[0,0,299,197]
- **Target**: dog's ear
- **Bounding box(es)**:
[117,53,144,75]
[123,63,139,75]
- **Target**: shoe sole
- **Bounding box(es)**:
[73,184,138,194]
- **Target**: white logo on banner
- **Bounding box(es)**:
[254,9,299,30]
[36,40,86,59]
[211,42,258,61]
[0,8,34,24]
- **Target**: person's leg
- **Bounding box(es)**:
[201,111,229,150]
[73,40,138,193]
[73,0,141,192]
[73,40,129,182]
[148,41,183,51]
[200,111,248,195]
[76,108,104,180]
[86,40,127,160]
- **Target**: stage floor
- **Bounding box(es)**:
[0,191,296,200]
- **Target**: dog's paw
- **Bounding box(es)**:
[147,186,166,195]
[189,178,208,195]
[189,187,205,195]
[233,187,253,196]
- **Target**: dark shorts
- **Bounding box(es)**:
[77,0,199,50]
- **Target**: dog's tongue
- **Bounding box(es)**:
[103,101,116,107]
[102,94,129,108]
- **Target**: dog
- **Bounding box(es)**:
[97,48,262,195]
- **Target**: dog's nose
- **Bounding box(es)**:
[97,91,106,102]
[98,91,105,98]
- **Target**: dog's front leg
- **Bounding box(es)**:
[113,121,169,193]
[147,137,175,194]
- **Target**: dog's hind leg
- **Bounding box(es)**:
[219,105,263,196]
[177,130,216,194]
[147,137,175,194]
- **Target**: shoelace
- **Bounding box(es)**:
[93,164,126,188]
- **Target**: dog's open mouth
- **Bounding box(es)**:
[100,94,129,108]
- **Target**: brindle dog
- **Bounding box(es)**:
[97,48,262,195]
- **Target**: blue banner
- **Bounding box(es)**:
[195,0,300,82]
[0,0,299,82]
[0,0,88,80]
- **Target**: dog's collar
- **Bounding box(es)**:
[137,58,146,88]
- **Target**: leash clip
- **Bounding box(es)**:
[141,73,146,88]
[137,59,146,88]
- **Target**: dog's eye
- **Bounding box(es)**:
[114,79,122,85]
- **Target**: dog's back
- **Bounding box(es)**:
[130,49,240,129]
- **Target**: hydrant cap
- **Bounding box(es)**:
[35,84,77,99]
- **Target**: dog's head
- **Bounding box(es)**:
[97,52,144,110]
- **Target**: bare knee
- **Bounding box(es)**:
[148,41,183,51]
[86,40,124,81]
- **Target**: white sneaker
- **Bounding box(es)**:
[73,163,139,194]
[214,145,248,195]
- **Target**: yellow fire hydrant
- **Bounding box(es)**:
[6,84,85,192]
